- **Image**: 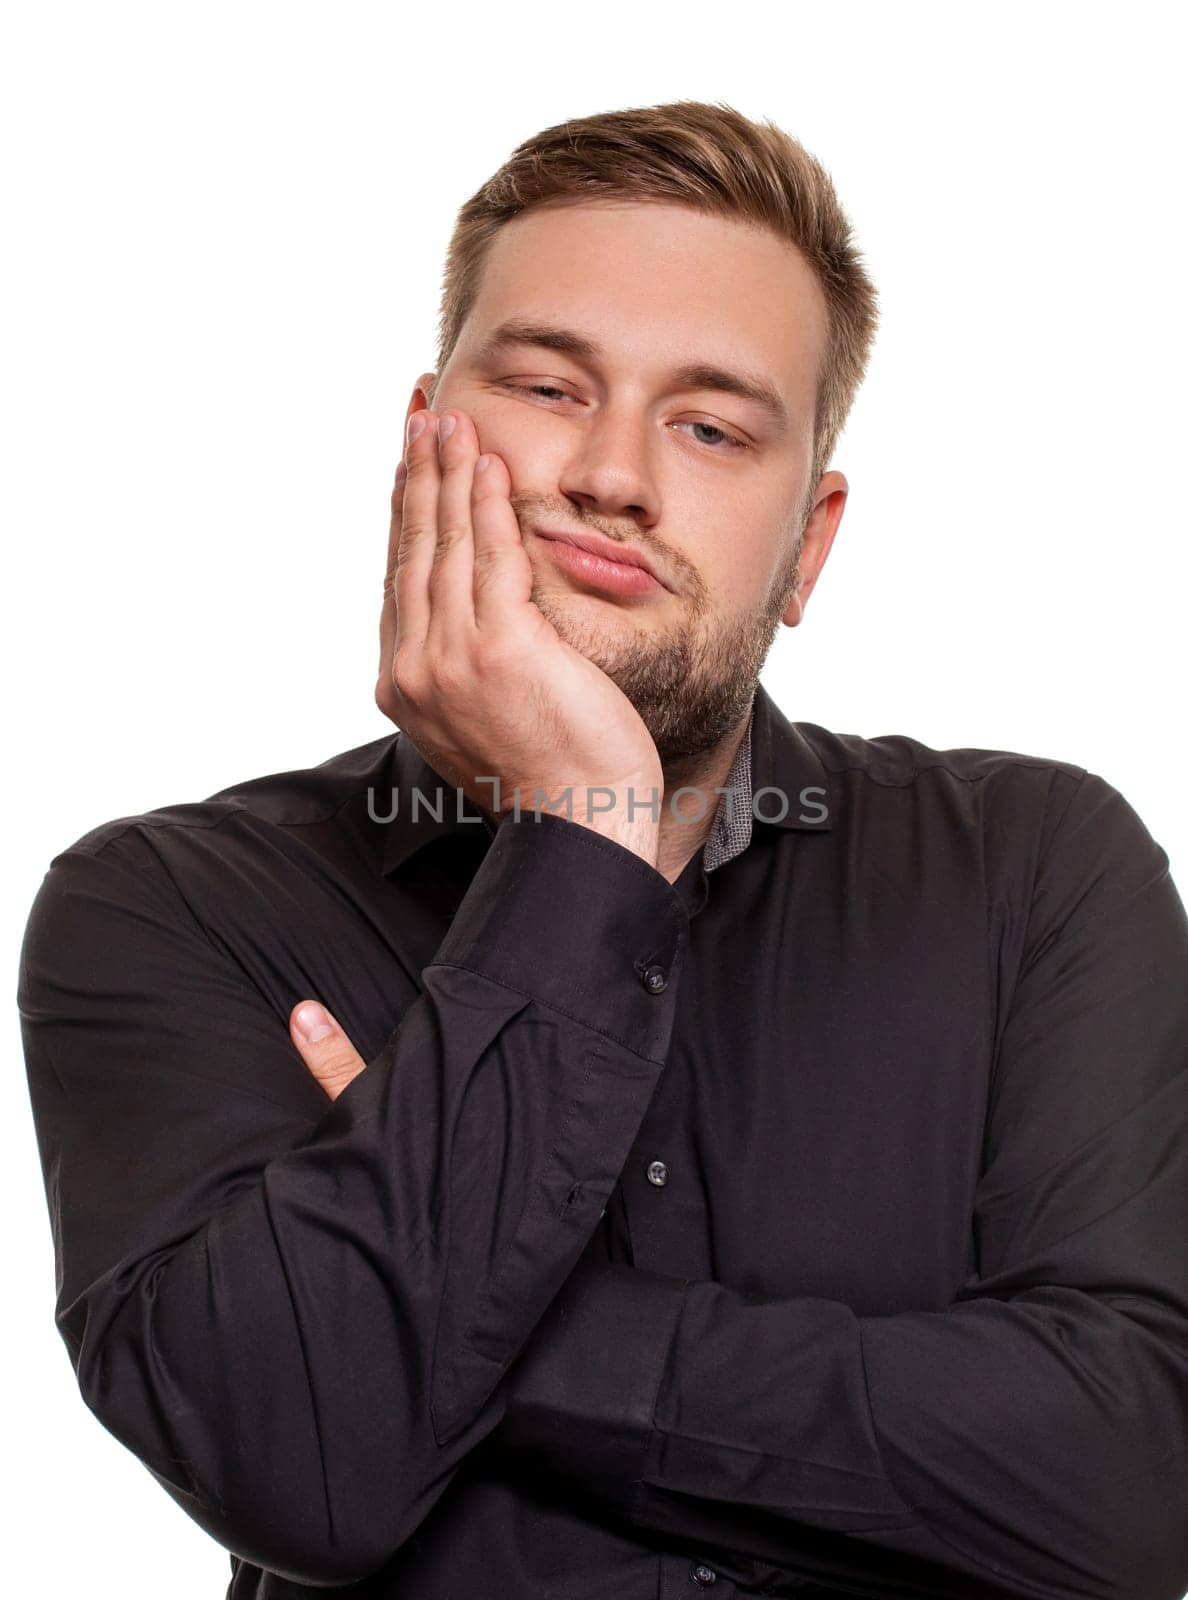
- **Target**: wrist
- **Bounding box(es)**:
[581,814,660,867]
[576,777,663,866]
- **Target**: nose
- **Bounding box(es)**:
[557,402,659,527]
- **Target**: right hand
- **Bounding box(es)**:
[376,405,664,865]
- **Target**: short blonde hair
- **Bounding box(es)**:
[432,99,879,490]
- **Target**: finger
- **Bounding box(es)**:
[377,457,419,722]
[383,461,407,617]
[379,462,406,678]
[393,410,440,655]
[426,409,476,637]
[471,450,536,627]
[289,1000,368,1103]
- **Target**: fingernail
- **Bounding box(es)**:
[437,412,456,442]
[406,413,426,444]
[293,1001,334,1044]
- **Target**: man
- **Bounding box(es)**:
[18,100,1188,1600]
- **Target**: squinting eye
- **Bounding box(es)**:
[503,383,748,452]
[677,420,749,452]
[505,382,571,401]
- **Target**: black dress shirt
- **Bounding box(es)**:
[17,682,1188,1600]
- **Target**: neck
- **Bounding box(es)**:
[654,704,752,885]
[471,700,755,886]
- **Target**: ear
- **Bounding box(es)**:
[405,371,439,433]
[782,471,848,627]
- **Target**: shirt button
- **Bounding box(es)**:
[641,962,668,994]
[646,1159,669,1187]
[690,1562,718,1586]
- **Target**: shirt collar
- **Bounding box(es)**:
[378,678,832,880]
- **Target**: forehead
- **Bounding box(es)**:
[459,199,828,415]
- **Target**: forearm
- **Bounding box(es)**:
[493,766,1188,1598]
[495,1251,1188,1599]
[24,809,687,1585]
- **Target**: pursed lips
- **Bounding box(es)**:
[532,528,668,590]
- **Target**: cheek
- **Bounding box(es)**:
[462,401,562,480]
[680,496,786,614]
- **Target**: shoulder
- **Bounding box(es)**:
[793,719,1173,884]
[795,719,1094,831]
[795,723,1174,936]
[795,719,1085,792]
[43,730,400,870]
[20,731,402,991]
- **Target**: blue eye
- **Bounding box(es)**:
[502,383,748,452]
[678,420,748,452]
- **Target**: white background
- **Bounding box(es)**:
[2,2,1185,1595]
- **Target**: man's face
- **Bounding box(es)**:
[401,199,847,763]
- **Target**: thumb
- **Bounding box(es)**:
[289,1000,367,1101]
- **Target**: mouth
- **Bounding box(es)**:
[533,529,668,597]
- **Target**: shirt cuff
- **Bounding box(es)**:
[496,1254,690,1509]
[432,808,688,1065]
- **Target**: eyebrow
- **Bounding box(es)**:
[472,318,792,435]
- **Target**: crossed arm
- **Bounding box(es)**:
[19,769,1188,1598]
[283,773,1188,1600]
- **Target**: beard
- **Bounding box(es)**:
[528,525,804,767]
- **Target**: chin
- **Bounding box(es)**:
[536,578,652,616]
[535,594,633,665]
